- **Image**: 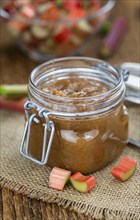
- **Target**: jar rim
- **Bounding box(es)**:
[29,56,124,101]
[28,57,125,115]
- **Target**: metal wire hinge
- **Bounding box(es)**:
[20,101,55,165]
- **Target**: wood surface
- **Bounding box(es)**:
[0,0,140,219]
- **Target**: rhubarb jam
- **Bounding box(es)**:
[41,78,108,97]
[26,57,128,174]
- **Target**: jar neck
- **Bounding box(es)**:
[28,57,125,115]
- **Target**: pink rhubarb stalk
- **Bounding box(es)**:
[70,172,96,192]
[49,167,71,191]
[0,96,27,113]
[111,156,137,182]
[100,17,127,57]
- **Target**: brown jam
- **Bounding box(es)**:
[28,78,128,174]
[41,78,108,97]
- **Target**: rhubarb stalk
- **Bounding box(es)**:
[100,17,127,57]
[0,84,27,99]
[111,156,137,182]
[70,172,96,192]
[0,96,27,113]
[49,167,71,191]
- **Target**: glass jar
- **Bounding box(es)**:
[20,57,128,174]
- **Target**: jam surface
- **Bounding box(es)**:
[41,78,108,98]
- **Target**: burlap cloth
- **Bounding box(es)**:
[0,109,140,220]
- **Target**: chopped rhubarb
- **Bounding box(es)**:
[31,25,48,40]
[91,0,101,11]
[55,0,64,7]
[6,13,29,36]
[49,167,71,191]
[0,96,27,113]
[36,2,53,14]
[4,2,16,14]
[111,156,137,182]
[76,20,92,34]
[21,4,35,19]
[69,8,86,20]
[16,0,30,7]
[70,34,82,46]
[2,0,103,57]
[33,0,48,7]
[70,172,96,193]
[64,0,80,11]
[54,26,70,43]
[40,4,60,21]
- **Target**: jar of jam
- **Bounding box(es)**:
[20,57,128,174]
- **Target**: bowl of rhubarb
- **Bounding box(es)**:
[0,0,116,61]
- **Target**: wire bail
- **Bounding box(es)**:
[20,101,55,165]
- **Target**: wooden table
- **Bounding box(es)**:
[0,1,139,219]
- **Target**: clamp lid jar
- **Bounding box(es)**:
[20,57,128,174]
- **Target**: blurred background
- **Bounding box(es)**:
[0,0,139,85]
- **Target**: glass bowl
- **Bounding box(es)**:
[0,0,116,61]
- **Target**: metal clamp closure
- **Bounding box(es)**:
[20,101,55,165]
